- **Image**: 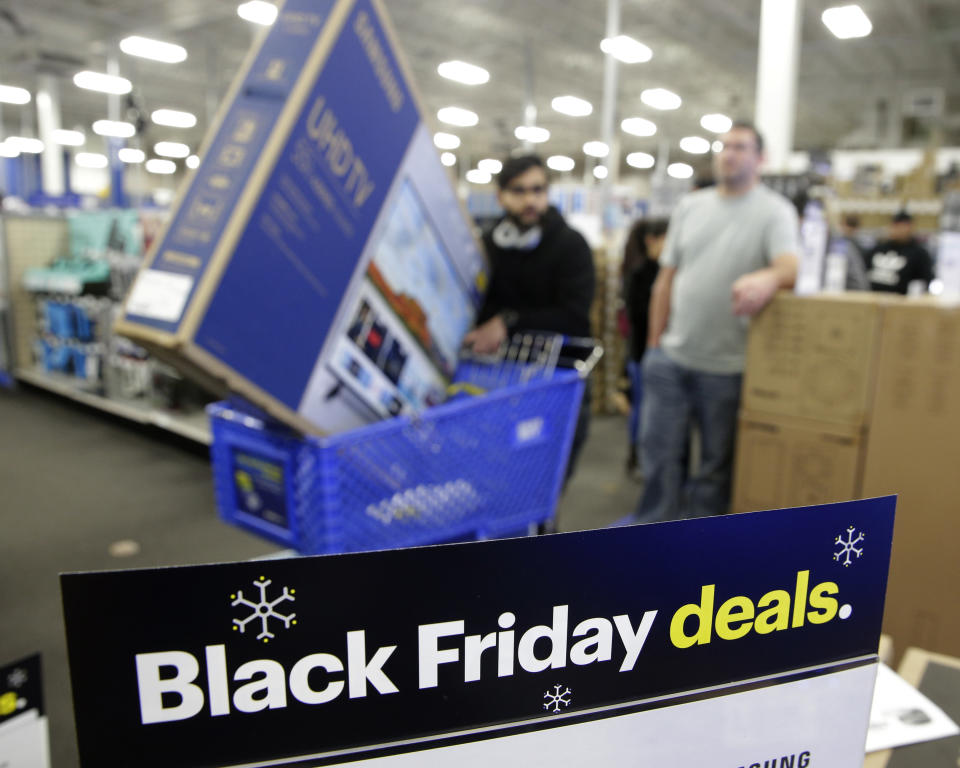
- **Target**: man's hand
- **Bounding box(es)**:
[463,315,508,355]
[732,269,781,316]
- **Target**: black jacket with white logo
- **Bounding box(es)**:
[867,238,934,294]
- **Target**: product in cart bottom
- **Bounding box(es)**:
[61,497,895,768]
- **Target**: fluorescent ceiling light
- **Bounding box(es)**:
[154,141,191,159]
[0,142,20,158]
[437,107,478,127]
[437,60,489,86]
[547,155,575,172]
[680,136,711,154]
[822,5,872,39]
[593,166,608,180]
[600,35,652,64]
[712,140,724,153]
[641,88,681,110]
[626,152,655,169]
[74,71,132,95]
[478,158,502,174]
[75,152,108,169]
[93,120,136,138]
[583,141,610,158]
[146,158,177,175]
[118,148,145,163]
[621,117,657,137]
[237,0,278,25]
[433,132,461,150]
[515,125,550,143]
[186,155,200,169]
[52,129,85,147]
[466,169,491,184]
[151,109,197,129]
[153,188,175,205]
[120,36,187,64]
[667,162,694,179]
[0,85,31,105]
[551,95,593,117]
[700,113,733,134]
[440,152,456,167]
[6,137,44,153]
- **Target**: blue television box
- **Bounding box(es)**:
[116,0,486,434]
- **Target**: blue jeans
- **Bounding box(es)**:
[626,360,643,449]
[634,348,742,522]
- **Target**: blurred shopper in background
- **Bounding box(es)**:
[465,153,595,479]
[621,217,668,474]
[634,122,799,523]
[867,211,934,295]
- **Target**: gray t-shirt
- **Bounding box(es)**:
[660,185,799,374]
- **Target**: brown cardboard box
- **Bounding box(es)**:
[743,293,896,426]
[862,299,960,661]
[732,410,866,514]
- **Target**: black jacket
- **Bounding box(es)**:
[478,207,595,338]
[867,238,934,294]
[625,259,660,361]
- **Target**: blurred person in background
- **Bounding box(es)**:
[867,211,934,294]
[633,122,799,523]
[621,217,669,474]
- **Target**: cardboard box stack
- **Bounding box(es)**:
[735,292,960,662]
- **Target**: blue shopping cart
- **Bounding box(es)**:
[209,335,601,555]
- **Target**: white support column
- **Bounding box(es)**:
[754,0,803,173]
[600,0,620,188]
[37,75,65,196]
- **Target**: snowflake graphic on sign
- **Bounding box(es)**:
[543,684,572,714]
[231,576,296,643]
[6,668,27,689]
[834,526,865,567]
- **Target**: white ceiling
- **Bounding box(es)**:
[1,0,959,178]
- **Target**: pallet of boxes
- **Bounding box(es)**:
[734,292,960,665]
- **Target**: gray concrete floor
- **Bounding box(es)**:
[0,385,640,767]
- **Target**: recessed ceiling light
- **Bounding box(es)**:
[680,136,711,154]
[593,166,609,180]
[237,0,278,25]
[551,96,593,117]
[118,148,145,163]
[515,125,550,143]
[583,141,610,158]
[433,132,461,150]
[700,113,733,134]
[0,142,19,158]
[626,152,655,169]
[93,120,136,138]
[186,155,200,169]
[712,140,724,153]
[600,35,652,64]
[75,152,108,169]
[641,88,681,110]
[146,158,177,175]
[151,109,197,129]
[154,141,190,159]
[667,162,694,179]
[74,71,132,95]
[437,60,489,86]
[621,117,657,137]
[478,158,502,174]
[437,107,479,127]
[120,36,187,64]
[0,85,31,105]
[822,4,872,39]
[547,155,575,172]
[440,152,457,167]
[466,169,491,184]
[52,129,85,147]
[6,137,44,154]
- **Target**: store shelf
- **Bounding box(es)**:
[15,368,212,445]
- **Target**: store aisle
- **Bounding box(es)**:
[0,386,639,767]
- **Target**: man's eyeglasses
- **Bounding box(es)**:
[504,184,547,197]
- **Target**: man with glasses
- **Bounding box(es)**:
[465,153,595,477]
[635,122,798,523]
